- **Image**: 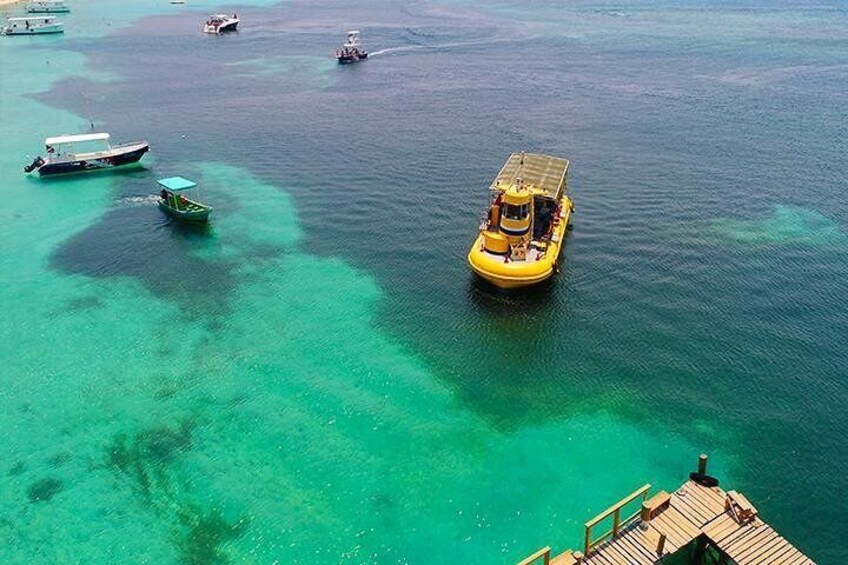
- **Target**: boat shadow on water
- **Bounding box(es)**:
[157,215,214,238]
[466,274,557,316]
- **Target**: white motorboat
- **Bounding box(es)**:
[335,30,368,64]
[202,14,239,34]
[26,1,70,13]
[1,16,64,35]
[24,133,150,176]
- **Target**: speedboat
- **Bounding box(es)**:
[467,152,575,289]
[24,133,149,176]
[157,177,212,222]
[1,16,63,35]
[26,1,70,13]
[203,13,239,34]
[335,30,368,64]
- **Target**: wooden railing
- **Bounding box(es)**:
[583,484,651,555]
[516,546,551,565]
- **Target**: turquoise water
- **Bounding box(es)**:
[1,0,846,562]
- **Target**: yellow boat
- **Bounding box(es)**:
[467,152,574,289]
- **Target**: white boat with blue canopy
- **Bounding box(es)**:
[157,177,212,222]
[26,1,70,13]
[1,16,64,35]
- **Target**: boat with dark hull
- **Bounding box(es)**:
[335,30,368,64]
[24,133,149,176]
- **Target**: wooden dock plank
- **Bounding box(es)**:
[686,482,727,513]
[703,513,739,541]
[712,522,755,549]
[592,538,630,565]
[602,540,639,565]
[737,534,791,564]
[752,538,798,565]
[584,548,617,565]
[727,528,779,558]
[768,544,812,565]
[669,493,713,526]
[613,533,655,565]
[678,487,721,519]
[623,525,664,562]
[722,524,770,552]
[648,516,687,550]
[660,506,701,540]
[606,523,659,564]
[550,551,577,565]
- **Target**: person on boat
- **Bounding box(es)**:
[160,189,168,201]
[179,194,187,209]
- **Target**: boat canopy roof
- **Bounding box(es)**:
[490,152,569,199]
[158,176,197,191]
[347,30,360,35]
[45,132,109,145]
[8,16,58,20]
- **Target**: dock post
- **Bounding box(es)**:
[698,454,708,475]
[657,532,666,555]
[640,501,651,524]
[573,551,584,564]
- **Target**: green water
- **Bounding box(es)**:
[1,0,846,563]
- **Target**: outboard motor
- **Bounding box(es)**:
[24,156,45,173]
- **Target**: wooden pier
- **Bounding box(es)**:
[519,455,814,565]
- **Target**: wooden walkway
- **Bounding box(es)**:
[519,458,814,565]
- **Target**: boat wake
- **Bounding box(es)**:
[368,45,422,57]
[118,195,159,207]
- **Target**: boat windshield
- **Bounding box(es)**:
[503,203,529,220]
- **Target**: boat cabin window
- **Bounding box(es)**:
[502,202,530,220]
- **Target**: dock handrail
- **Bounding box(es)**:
[583,484,651,555]
[516,546,551,565]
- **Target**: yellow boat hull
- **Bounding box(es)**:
[468,197,572,289]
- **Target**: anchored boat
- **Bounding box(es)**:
[26,1,70,13]
[24,133,149,176]
[203,13,238,34]
[1,16,63,35]
[335,30,368,64]
[467,152,574,289]
[157,177,212,223]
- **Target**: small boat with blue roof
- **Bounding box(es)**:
[157,177,212,223]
